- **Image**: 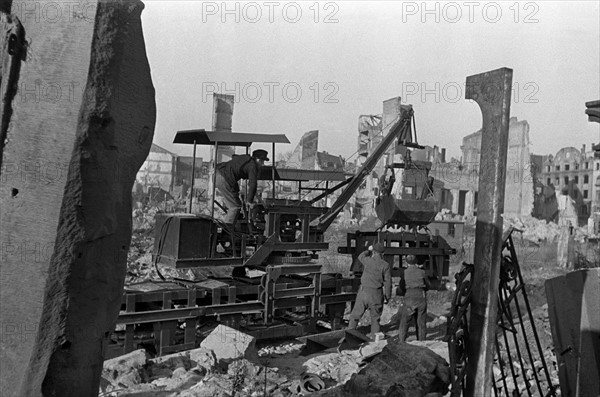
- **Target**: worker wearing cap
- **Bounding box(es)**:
[397,254,432,341]
[348,242,392,336]
[215,149,269,226]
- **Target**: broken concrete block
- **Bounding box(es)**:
[150,350,193,371]
[200,325,259,363]
[172,366,188,379]
[343,338,450,396]
[409,340,450,364]
[189,346,218,371]
[101,349,150,391]
[104,349,150,373]
[0,1,155,396]
[304,352,361,385]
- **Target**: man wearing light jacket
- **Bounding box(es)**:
[348,242,392,337]
[398,254,432,341]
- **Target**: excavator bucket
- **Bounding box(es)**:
[375,195,437,226]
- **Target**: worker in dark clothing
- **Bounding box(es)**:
[215,149,268,226]
[397,254,432,341]
[348,242,392,337]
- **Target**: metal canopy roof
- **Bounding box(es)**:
[173,129,290,147]
[586,100,600,123]
[257,167,349,181]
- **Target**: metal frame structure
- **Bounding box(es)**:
[107,267,359,358]
[108,99,461,358]
[338,230,455,289]
[446,230,558,397]
[173,129,290,216]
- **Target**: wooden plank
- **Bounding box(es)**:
[228,286,237,304]
[212,287,222,305]
[545,276,579,397]
[565,269,600,397]
[184,289,197,346]
[124,294,137,353]
[159,342,195,356]
[302,214,310,243]
[158,292,175,355]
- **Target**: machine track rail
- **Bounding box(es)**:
[106,264,359,358]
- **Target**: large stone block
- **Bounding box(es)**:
[199,325,259,363]
[342,338,450,396]
[0,1,155,396]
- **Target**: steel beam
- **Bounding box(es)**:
[116,301,265,324]
[464,67,512,397]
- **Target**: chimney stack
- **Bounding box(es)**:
[441,148,446,163]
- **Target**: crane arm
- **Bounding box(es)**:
[314,105,415,231]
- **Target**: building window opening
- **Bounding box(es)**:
[448,223,456,238]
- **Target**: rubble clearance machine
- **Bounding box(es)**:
[107,100,456,358]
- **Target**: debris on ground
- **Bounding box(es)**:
[342,337,451,396]
[199,325,260,364]
[114,207,567,397]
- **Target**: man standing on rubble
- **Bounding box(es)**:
[215,149,269,226]
[397,254,431,341]
[348,242,392,338]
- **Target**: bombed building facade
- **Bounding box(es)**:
[538,144,600,229]
[134,143,211,202]
[354,116,537,222]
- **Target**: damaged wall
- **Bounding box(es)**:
[504,118,534,219]
[0,1,155,396]
[432,117,534,219]
[286,130,319,170]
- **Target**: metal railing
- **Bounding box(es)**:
[447,230,560,396]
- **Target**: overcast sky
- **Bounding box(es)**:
[140,1,599,163]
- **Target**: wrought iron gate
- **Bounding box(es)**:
[446,229,559,396]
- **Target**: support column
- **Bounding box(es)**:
[0,2,155,396]
[208,93,234,201]
[464,68,512,397]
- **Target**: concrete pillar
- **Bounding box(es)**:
[451,188,460,213]
[464,67,512,397]
[465,190,474,217]
[0,2,155,396]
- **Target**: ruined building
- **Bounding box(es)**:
[452,117,535,219]
[274,130,347,201]
[356,115,536,221]
[538,144,600,228]
[134,143,211,203]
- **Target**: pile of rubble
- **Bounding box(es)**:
[100,324,291,397]
[492,303,561,396]
[100,324,451,397]
[132,206,159,233]
[503,216,562,243]
[503,215,591,245]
